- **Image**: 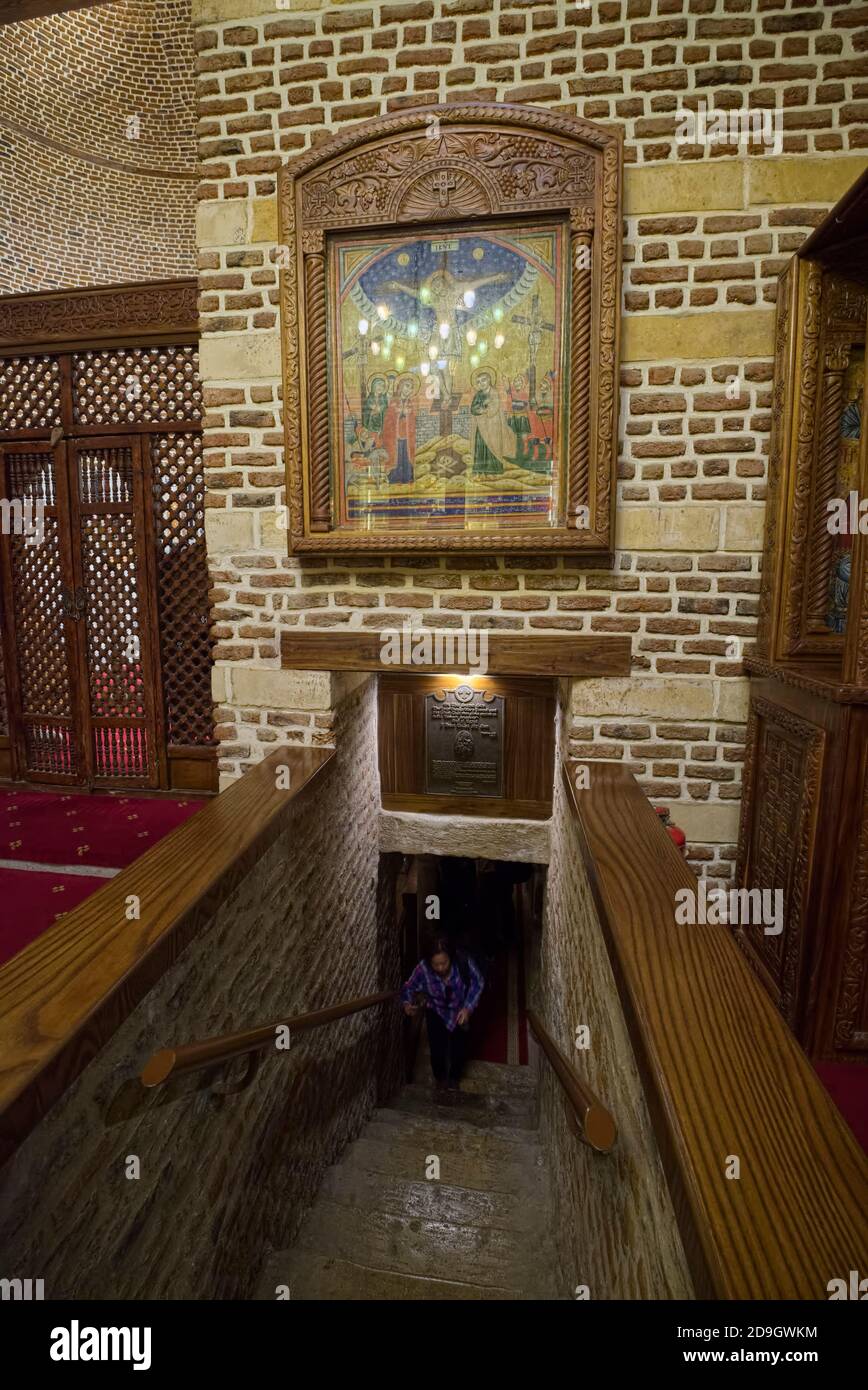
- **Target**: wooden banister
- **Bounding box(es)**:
[527,1008,617,1153]
[564,758,868,1300]
[0,745,334,1166]
[141,990,398,1087]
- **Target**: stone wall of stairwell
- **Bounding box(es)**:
[0,676,403,1301]
[193,0,868,882]
[534,701,693,1300]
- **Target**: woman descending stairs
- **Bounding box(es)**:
[257,1060,558,1300]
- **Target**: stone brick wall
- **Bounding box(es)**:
[534,701,693,1299]
[193,0,868,880]
[0,676,403,1300]
[0,0,196,293]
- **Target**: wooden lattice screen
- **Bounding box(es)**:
[0,339,214,792]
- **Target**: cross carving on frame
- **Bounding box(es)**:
[432,170,456,208]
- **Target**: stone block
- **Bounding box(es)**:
[199,332,282,382]
[723,504,765,552]
[715,678,750,723]
[205,508,255,553]
[658,799,741,845]
[378,811,551,864]
[618,505,719,552]
[570,677,715,720]
[196,199,250,249]
[621,310,775,363]
[259,506,291,552]
[625,161,743,216]
[748,156,868,208]
[211,665,230,703]
[251,198,278,244]
[232,667,334,711]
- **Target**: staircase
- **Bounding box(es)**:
[258,1059,559,1300]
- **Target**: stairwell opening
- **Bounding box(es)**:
[378,852,547,1079]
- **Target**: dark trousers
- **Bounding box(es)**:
[426,1009,467,1082]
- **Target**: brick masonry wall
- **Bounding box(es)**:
[0,0,196,293]
[0,677,403,1299]
[192,0,868,882]
[534,704,693,1298]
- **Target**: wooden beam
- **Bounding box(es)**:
[0,279,198,357]
[281,631,631,678]
[567,759,868,1300]
[0,1,114,23]
[0,745,334,1166]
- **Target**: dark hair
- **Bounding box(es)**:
[424,936,452,965]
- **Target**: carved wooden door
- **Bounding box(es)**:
[0,441,82,782]
[0,439,162,787]
[66,438,162,788]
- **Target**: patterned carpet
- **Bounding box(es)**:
[0,789,203,967]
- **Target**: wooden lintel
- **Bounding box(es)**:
[280,631,631,678]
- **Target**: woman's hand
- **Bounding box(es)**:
[456,1008,470,1027]
[403,1003,420,1017]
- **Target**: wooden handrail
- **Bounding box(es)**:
[527,1008,617,1153]
[0,744,334,1166]
[564,758,868,1299]
[141,990,398,1087]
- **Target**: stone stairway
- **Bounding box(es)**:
[258,1059,559,1300]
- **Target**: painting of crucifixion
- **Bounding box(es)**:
[328,222,569,532]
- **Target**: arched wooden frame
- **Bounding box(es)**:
[278,103,622,555]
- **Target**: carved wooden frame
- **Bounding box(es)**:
[0,279,198,357]
[760,257,868,668]
[278,103,622,554]
[735,694,824,1026]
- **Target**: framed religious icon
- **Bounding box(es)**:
[278,104,622,554]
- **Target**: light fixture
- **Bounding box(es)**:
[358,318,369,336]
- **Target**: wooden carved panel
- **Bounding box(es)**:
[833,740,868,1052]
[779,262,824,660]
[0,281,198,357]
[755,261,798,658]
[736,698,824,1026]
[278,104,622,554]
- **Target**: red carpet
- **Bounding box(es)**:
[0,789,202,869]
[468,946,528,1066]
[815,1062,868,1155]
[0,788,204,968]
[0,867,111,967]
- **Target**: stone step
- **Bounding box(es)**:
[459,1060,536,1096]
[367,1109,541,1154]
[319,1166,547,1233]
[393,1085,537,1130]
[342,1134,545,1196]
[257,1250,526,1301]
[292,1198,557,1295]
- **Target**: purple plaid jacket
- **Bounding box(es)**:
[401,954,484,1032]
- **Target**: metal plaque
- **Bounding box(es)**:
[425,684,504,797]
